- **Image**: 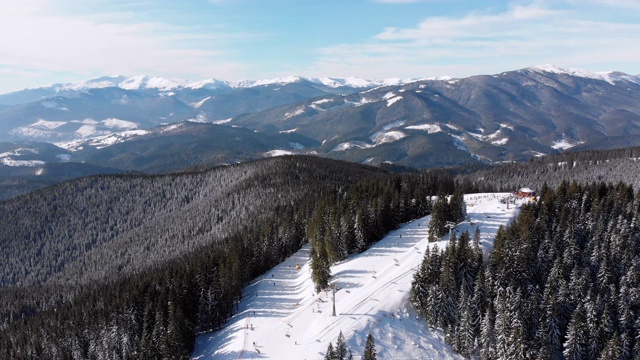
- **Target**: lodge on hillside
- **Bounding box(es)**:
[516,187,536,197]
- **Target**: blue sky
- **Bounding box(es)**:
[0,0,639,93]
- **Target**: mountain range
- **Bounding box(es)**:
[1,65,640,199]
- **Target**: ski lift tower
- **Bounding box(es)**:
[445,221,456,241]
[331,284,337,316]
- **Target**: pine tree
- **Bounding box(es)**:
[563,303,587,360]
[364,333,377,360]
[335,331,348,360]
[325,342,336,360]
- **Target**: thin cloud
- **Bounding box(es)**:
[0,0,253,84]
[307,1,640,79]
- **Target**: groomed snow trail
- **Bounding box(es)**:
[192,193,523,359]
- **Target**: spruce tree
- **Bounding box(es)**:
[364,333,377,360]
[325,342,335,360]
[335,331,347,360]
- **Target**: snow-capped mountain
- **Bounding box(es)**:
[1,65,640,183]
[0,75,392,106]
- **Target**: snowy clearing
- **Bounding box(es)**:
[405,124,442,134]
[192,193,524,359]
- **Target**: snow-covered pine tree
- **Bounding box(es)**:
[364,333,377,360]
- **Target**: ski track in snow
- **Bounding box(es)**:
[192,193,525,359]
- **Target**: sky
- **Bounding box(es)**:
[0,0,639,93]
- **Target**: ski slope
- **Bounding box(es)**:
[192,193,527,359]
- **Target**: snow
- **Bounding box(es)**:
[289,142,305,150]
[56,129,150,150]
[406,124,442,134]
[102,118,138,130]
[279,128,298,134]
[370,131,407,146]
[444,124,459,131]
[551,135,583,150]
[31,119,67,130]
[527,64,640,85]
[499,123,514,130]
[187,112,209,123]
[186,79,230,90]
[192,193,524,359]
[345,97,373,107]
[468,129,507,146]
[312,98,333,105]
[386,96,403,107]
[252,76,305,87]
[284,108,305,119]
[382,121,405,131]
[75,125,97,137]
[192,96,213,108]
[491,138,509,146]
[332,141,371,152]
[263,149,295,157]
[161,123,184,132]
[212,118,233,125]
[0,158,45,167]
[56,154,71,162]
[118,75,188,91]
[382,92,396,100]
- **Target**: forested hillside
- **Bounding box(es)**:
[411,181,640,359]
[0,155,458,359]
[460,146,640,191]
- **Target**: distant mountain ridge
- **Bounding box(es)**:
[0,74,421,105]
[1,64,640,199]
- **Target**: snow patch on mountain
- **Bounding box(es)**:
[102,118,138,130]
[332,141,372,152]
[381,92,403,107]
[491,138,509,146]
[118,75,188,91]
[1,158,45,167]
[186,79,231,90]
[75,125,98,138]
[212,118,232,125]
[284,107,305,119]
[383,121,405,131]
[56,129,150,151]
[527,64,640,85]
[406,123,442,134]
[0,148,45,167]
[263,149,295,157]
[192,96,213,108]
[371,130,407,145]
[279,128,298,134]
[32,119,67,130]
[186,112,209,123]
[467,129,509,147]
[41,100,69,111]
[551,136,583,150]
[346,97,373,107]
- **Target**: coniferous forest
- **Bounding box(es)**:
[0,155,461,359]
[1,147,639,359]
[411,181,640,359]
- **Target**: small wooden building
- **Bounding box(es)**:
[516,187,536,197]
